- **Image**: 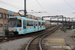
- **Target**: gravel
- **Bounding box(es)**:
[0,37,32,50]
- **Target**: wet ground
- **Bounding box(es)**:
[0,37,31,50]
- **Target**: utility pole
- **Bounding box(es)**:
[62,16,63,29]
[69,18,70,24]
[57,18,59,25]
[71,18,73,29]
[65,17,66,25]
[24,0,26,17]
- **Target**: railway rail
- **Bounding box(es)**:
[0,25,55,43]
[73,30,75,41]
[25,25,60,50]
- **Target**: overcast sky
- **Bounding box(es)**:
[0,0,75,19]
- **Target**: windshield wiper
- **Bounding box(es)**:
[12,22,16,27]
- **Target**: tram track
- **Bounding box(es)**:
[0,25,55,43]
[25,25,60,50]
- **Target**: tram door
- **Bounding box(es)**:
[34,21,36,31]
[35,22,38,31]
[37,22,39,31]
[42,22,45,29]
[23,20,26,34]
[38,22,41,30]
[40,22,42,30]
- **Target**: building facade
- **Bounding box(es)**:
[0,8,20,33]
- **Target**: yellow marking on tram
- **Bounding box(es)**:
[18,18,22,20]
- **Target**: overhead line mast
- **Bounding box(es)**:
[24,0,26,17]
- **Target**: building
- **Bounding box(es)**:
[0,8,21,31]
[0,8,23,35]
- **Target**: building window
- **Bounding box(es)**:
[0,13,2,18]
[4,14,6,19]
[0,24,3,27]
[7,15,9,19]
[4,24,6,29]
[23,20,26,29]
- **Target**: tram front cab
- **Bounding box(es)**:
[6,17,22,36]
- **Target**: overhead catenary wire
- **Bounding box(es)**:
[0,0,50,16]
[0,0,33,14]
[35,0,52,17]
[36,0,47,13]
[0,0,47,12]
[64,0,75,10]
[0,0,23,9]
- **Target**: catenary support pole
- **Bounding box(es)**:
[24,0,26,17]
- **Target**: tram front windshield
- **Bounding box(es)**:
[8,19,21,27]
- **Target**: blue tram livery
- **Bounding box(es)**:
[6,16,46,36]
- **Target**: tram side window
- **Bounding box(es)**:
[34,22,37,26]
[34,22,36,25]
[39,22,40,25]
[27,21,33,26]
[17,20,21,27]
[23,20,26,29]
[4,14,6,19]
[39,22,41,26]
[36,22,37,26]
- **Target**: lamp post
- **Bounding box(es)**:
[72,18,73,29]
[70,18,73,29]
[69,18,70,24]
